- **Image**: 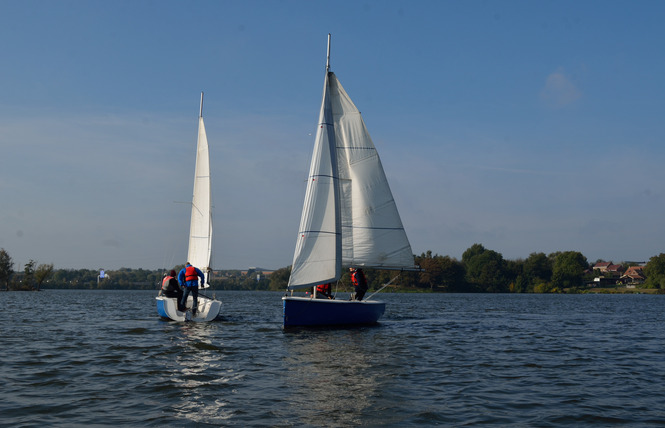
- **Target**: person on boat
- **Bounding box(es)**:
[161,269,186,311]
[316,282,333,299]
[350,268,368,301]
[178,262,205,315]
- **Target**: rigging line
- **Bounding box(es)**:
[366,273,401,300]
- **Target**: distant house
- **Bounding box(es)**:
[593,262,623,276]
[607,264,624,275]
[241,268,274,277]
[593,262,612,272]
[620,266,646,285]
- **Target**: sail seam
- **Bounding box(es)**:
[336,146,374,150]
[342,226,405,231]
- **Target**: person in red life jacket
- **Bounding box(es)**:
[178,262,205,315]
[161,269,185,311]
[350,267,368,301]
[316,282,333,299]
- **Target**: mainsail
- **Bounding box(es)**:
[288,38,414,291]
[187,92,213,286]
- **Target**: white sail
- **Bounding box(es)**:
[330,73,415,269]
[187,93,212,286]
[288,72,341,289]
[287,46,414,291]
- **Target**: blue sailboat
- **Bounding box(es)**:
[283,35,416,327]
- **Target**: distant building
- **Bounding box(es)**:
[593,262,623,276]
[588,276,618,287]
[619,266,646,285]
[607,264,624,274]
[593,262,612,272]
[241,268,274,277]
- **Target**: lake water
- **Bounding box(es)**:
[1,290,664,426]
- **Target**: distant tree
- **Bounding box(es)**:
[524,252,553,290]
[23,260,36,290]
[0,249,13,291]
[368,269,395,291]
[441,257,468,292]
[416,251,466,291]
[505,259,525,293]
[463,244,510,292]
[551,251,588,291]
[269,266,291,291]
[34,263,54,291]
[644,253,665,289]
[462,243,487,265]
[510,274,529,293]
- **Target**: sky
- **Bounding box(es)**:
[1,0,664,270]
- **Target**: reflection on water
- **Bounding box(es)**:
[282,327,406,427]
[3,291,665,426]
[167,323,239,424]
[284,330,379,426]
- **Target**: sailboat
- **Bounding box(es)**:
[156,92,222,322]
[282,35,417,327]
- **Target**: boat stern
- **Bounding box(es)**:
[283,296,385,327]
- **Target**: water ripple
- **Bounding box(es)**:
[2,291,665,426]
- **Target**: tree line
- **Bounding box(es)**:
[3,245,665,292]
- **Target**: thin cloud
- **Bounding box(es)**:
[474,165,575,176]
[540,68,581,108]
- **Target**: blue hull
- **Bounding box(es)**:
[283,296,385,327]
[156,298,169,318]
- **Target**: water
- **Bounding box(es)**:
[1,291,664,427]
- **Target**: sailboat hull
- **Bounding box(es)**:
[156,295,222,322]
[282,296,385,327]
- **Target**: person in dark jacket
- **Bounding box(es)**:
[161,270,186,311]
[350,268,368,301]
[178,262,205,315]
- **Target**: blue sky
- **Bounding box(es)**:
[1,0,664,270]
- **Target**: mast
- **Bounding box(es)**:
[199,91,204,118]
[287,33,340,290]
[326,33,331,72]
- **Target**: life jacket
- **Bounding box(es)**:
[185,265,199,282]
[316,283,331,293]
[162,275,175,290]
[351,270,366,288]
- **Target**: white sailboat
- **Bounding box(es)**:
[156,92,222,322]
[282,35,416,327]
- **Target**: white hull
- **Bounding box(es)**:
[156,295,222,322]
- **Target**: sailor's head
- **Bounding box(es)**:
[169,270,176,276]
[186,262,191,266]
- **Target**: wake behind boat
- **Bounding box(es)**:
[156,92,222,322]
[283,34,417,327]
